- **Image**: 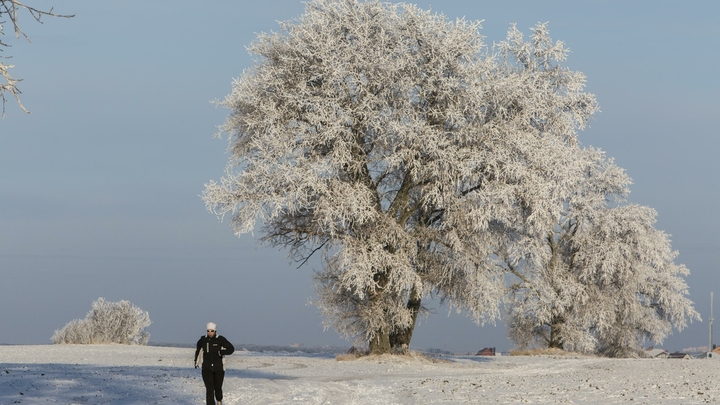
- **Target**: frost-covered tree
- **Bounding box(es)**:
[0,0,72,116]
[204,0,599,354]
[578,205,700,357]
[505,162,699,356]
[52,298,151,345]
[50,318,93,345]
[505,149,631,352]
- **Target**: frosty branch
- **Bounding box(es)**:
[0,0,73,116]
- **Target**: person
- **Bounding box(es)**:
[195,322,235,405]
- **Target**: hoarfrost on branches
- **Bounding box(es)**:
[204,0,607,354]
[0,0,72,116]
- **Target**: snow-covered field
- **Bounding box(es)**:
[2,345,719,404]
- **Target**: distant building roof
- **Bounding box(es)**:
[645,348,669,358]
[476,347,496,356]
[668,352,692,359]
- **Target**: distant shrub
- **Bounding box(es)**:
[52,298,151,345]
[52,319,93,345]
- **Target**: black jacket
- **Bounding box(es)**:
[195,334,235,371]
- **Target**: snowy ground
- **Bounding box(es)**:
[2,345,720,404]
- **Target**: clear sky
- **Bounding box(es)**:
[1,0,718,353]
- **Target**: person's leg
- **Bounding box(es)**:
[201,369,216,405]
[214,370,225,403]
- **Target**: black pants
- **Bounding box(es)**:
[201,369,225,405]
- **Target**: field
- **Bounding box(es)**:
[1,345,719,404]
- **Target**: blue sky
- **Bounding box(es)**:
[1,0,718,353]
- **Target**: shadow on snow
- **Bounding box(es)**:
[0,363,295,404]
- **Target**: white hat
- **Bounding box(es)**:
[207,322,217,331]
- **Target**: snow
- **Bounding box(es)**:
[2,345,720,404]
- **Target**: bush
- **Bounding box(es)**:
[52,298,151,345]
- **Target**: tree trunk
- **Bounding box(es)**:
[369,329,391,354]
[368,269,391,355]
[548,316,565,349]
[389,284,422,353]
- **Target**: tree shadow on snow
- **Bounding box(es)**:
[0,363,295,404]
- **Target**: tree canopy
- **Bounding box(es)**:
[204,0,606,354]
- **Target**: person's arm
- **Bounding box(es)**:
[220,336,235,356]
[194,338,203,368]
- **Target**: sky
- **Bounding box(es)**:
[1,0,718,353]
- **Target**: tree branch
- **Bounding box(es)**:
[0,0,74,116]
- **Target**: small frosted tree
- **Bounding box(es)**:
[50,319,93,345]
[504,149,631,352]
[52,298,151,345]
[505,161,699,356]
[204,0,599,354]
[577,205,699,357]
